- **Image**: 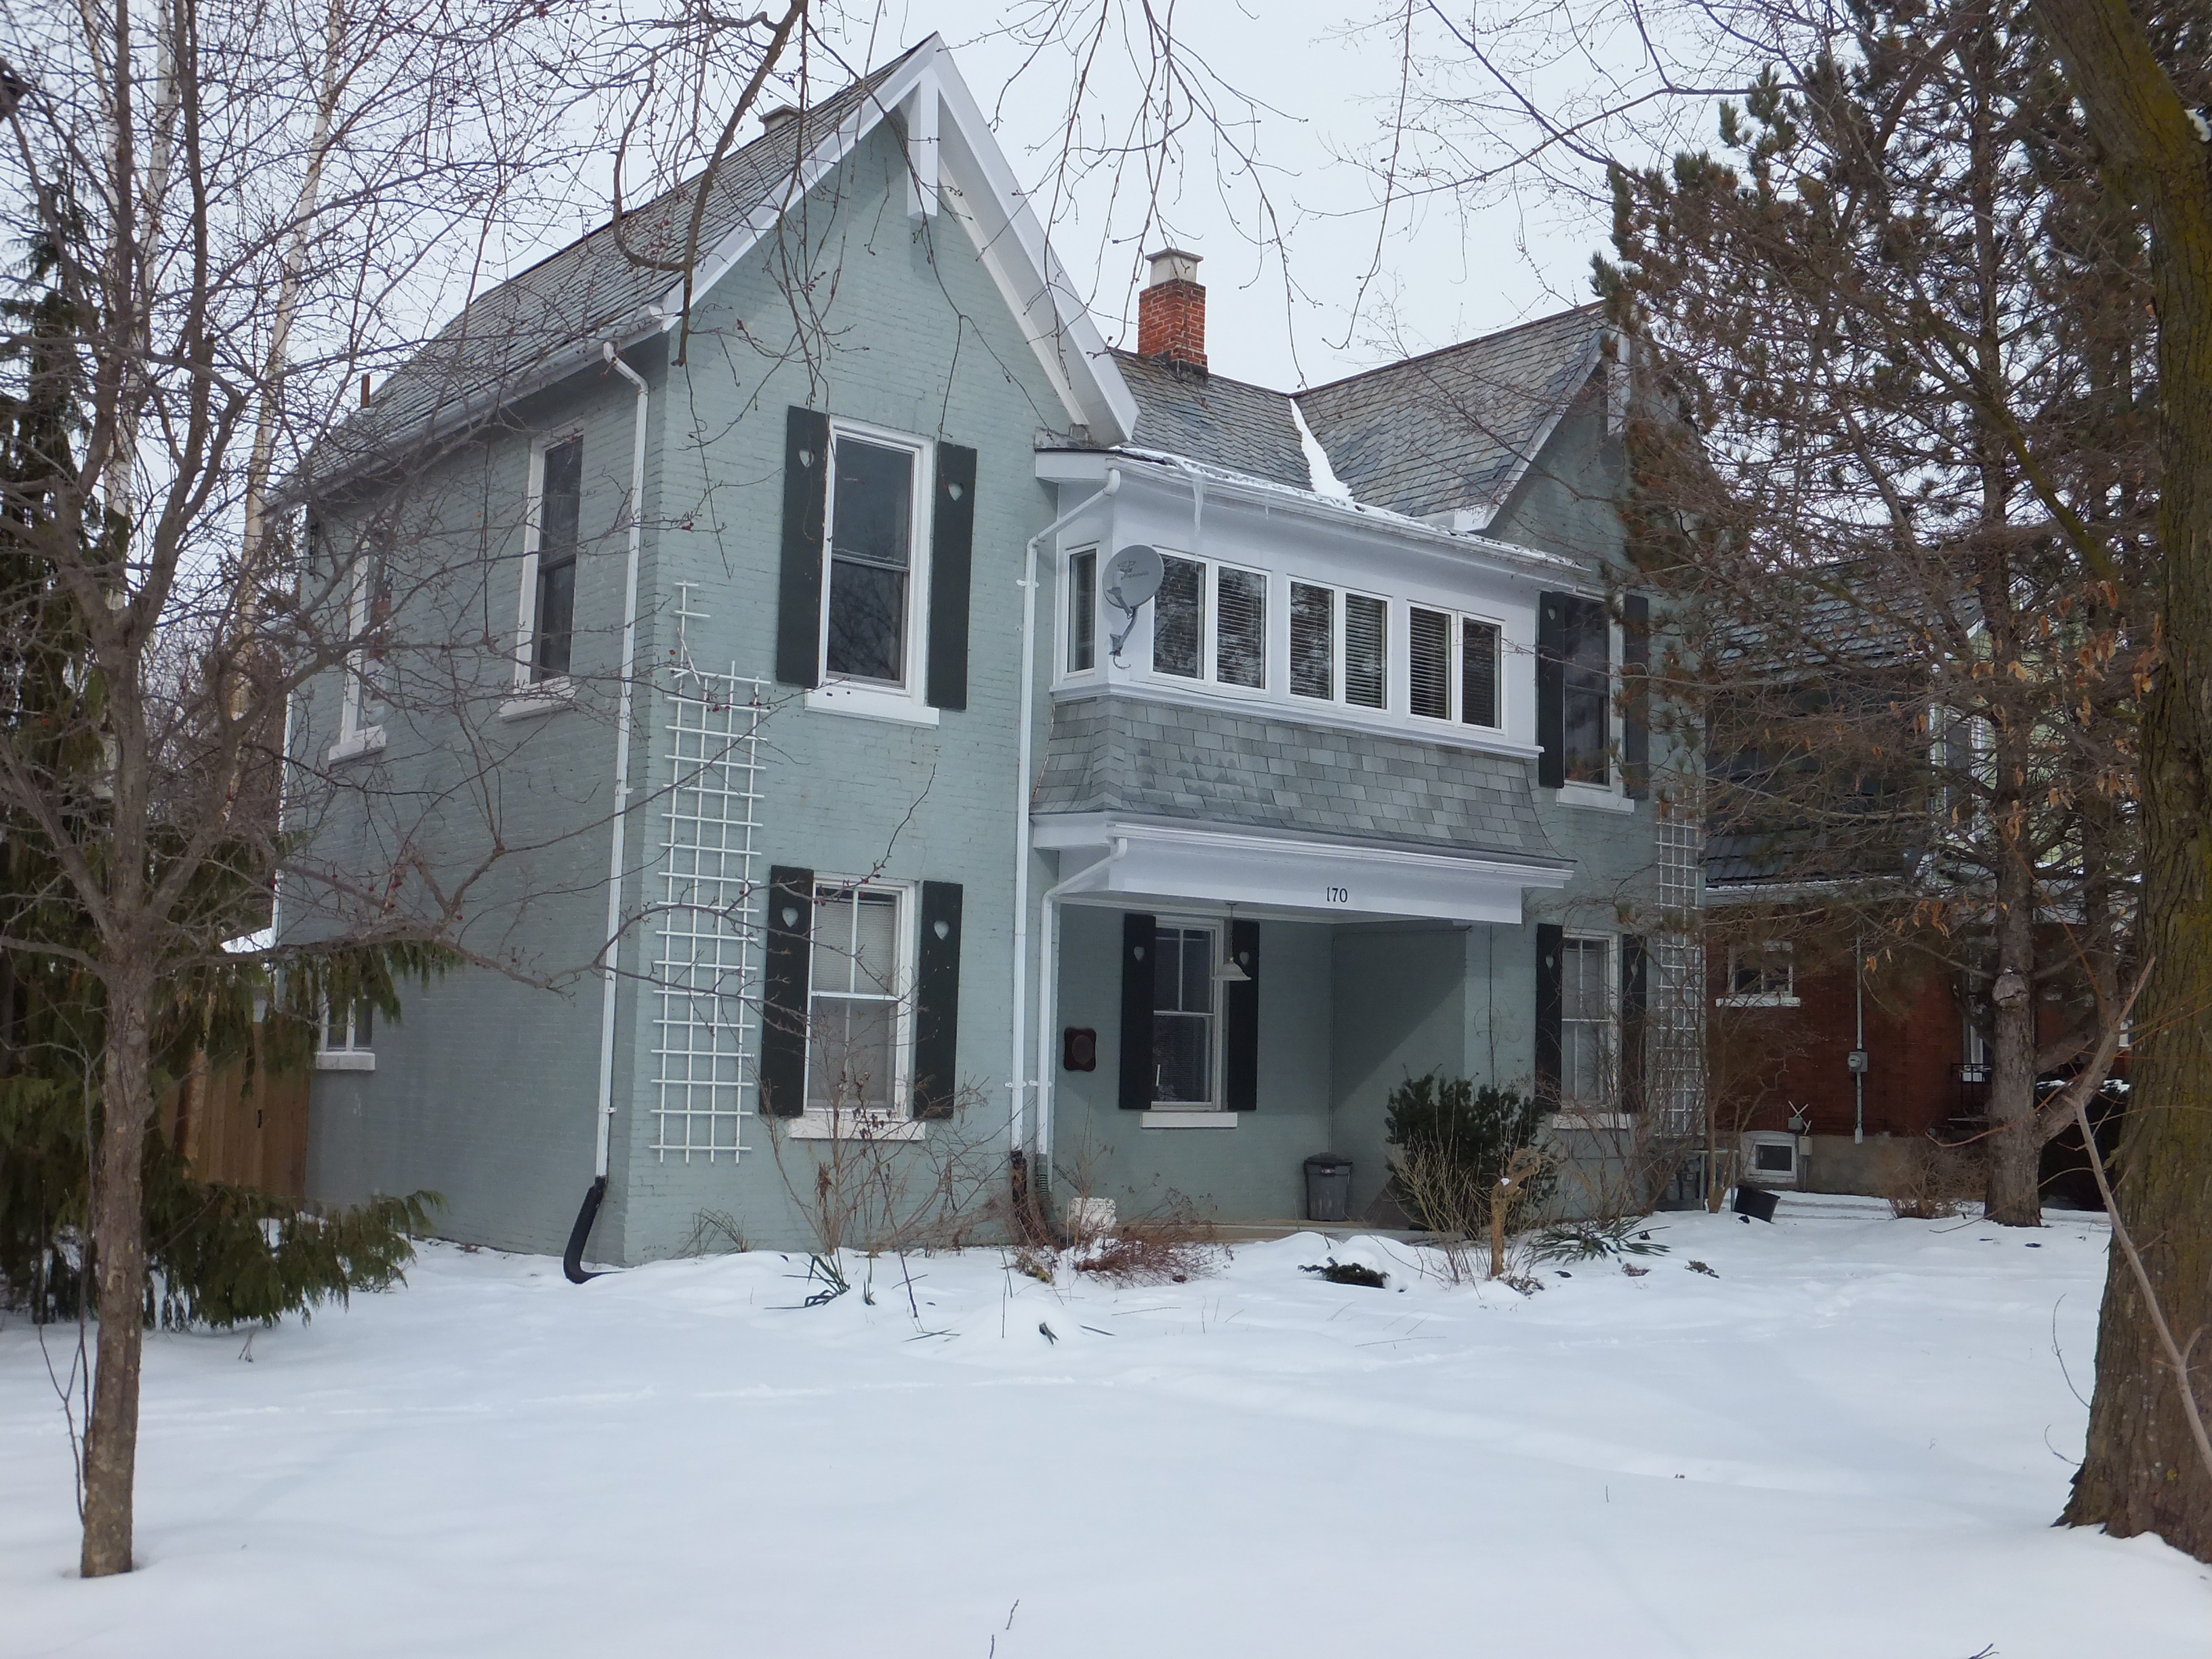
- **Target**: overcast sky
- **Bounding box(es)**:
[830,3,1610,390]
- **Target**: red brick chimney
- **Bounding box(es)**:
[1136,248,1206,371]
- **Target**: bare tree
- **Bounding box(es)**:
[0,0,838,1578]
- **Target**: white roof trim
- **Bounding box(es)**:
[1033,813,1571,925]
[668,37,1136,445]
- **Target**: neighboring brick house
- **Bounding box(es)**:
[289,37,1696,1262]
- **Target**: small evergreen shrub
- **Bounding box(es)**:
[1383,1073,1555,1234]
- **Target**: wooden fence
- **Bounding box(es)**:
[160,1021,310,1200]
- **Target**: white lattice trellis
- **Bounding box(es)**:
[1652,798,1707,1136]
[650,663,768,1161]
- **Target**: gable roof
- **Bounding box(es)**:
[1293,306,1607,525]
[1110,351,1311,489]
[312,37,1132,486]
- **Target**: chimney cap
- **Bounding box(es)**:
[1145,247,1202,287]
[760,102,800,131]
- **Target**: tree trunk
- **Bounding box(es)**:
[2031,0,2212,1563]
[79,964,155,1578]
[1984,811,2045,1226]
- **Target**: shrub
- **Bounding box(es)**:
[1384,1073,1555,1234]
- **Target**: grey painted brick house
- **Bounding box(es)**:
[290,37,1698,1263]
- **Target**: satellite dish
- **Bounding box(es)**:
[1103,544,1164,613]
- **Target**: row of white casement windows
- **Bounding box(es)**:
[1063,547,1506,729]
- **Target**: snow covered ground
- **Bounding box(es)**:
[5,1197,2209,1657]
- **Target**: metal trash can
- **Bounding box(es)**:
[1304,1153,1354,1223]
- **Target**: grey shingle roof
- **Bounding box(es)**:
[1034,693,1563,862]
[310,50,922,483]
[1112,351,1311,489]
[1294,307,1606,519]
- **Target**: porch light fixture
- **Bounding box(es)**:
[1213,905,1252,983]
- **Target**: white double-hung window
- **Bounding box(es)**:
[1289,580,1388,710]
[804,880,914,1125]
[821,426,928,690]
[1150,922,1221,1109]
[316,998,375,1071]
[1150,555,1267,691]
[1559,934,1616,1107]
[1408,606,1504,729]
[516,435,582,687]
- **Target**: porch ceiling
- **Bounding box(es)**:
[1033,812,1571,925]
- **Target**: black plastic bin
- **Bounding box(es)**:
[1304,1154,1354,1223]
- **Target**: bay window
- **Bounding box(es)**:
[1288,580,1387,710]
[1149,555,1268,691]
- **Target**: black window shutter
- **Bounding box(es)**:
[927,443,977,711]
[1118,912,1157,1111]
[1536,592,1566,788]
[912,882,963,1120]
[760,865,814,1115]
[1622,592,1651,800]
[1621,933,1649,1113]
[1534,922,1563,1108]
[775,407,830,688]
[1225,919,1261,1111]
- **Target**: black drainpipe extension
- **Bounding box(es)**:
[563,1176,609,1284]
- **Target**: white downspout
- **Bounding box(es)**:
[594,342,651,1182]
[1010,467,1121,1153]
[1036,835,1130,1166]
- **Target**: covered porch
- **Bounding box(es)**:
[1032,812,1572,1225]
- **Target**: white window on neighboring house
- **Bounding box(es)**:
[1288,579,1388,710]
[1560,934,1616,1107]
[1720,941,1797,1007]
[822,428,927,689]
[316,998,375,1071]
[1409,607,1506,729]
[1149,555,1269,692]
[517,435,582,687]
[1150,922,1221,1109]
[1065,546,1098,674]
[805,880,913,1125]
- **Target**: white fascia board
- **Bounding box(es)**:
[1033,814,1571,925]
[1036,447,1597,594]
[670,37,1136,447]
[930,55,1136,444]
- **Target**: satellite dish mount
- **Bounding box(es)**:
[1102,544,1165,663]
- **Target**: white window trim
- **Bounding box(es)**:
[808,418,935,722]
[1553,617,1628,808]
[330,548,388,762]
[316,1000,375,1072]
[1286,575,1391,714]
[796,876,922,1138]
[1742,1130,1801,1184]
[1717,941,1799,1008]
[1551,930,1618,1119]
[1404,605,1511,734]
[1149,916,1227,1113]
[499,676,576,722]
[1058,542,1104,683]
[1145,550,1273,699]
[514,432,583,690]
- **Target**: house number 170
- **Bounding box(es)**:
[1324,886,1351,905]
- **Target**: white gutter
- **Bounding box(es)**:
[1034,836,1130,1164]
[1009,467,1121,1153]
[592,342,651,1183]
